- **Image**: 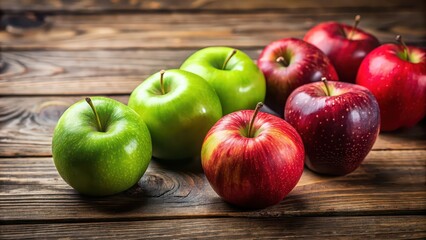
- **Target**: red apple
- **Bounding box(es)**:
[285,79,380,175]
[257,38,338,116]
[304,15,380,83]
[356,35,426,131]
[201,103,305,209]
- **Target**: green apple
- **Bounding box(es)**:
[180,47,266,115]
[128,69,222,161]
[52,97,152,196]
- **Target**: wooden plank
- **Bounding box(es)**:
[1,0,424,12]
[3,43,426,96]
[0,12,424,50]
[0,96,425,157]
[0,50,258,95]
[1,150,425,222]
[1,216,425,239]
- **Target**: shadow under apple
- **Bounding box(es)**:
[379,121,426,141]
[152,156,203,173]
[75,186,148,214]
[211,189,309,218]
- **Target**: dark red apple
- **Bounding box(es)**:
[201,103,305,209]
[257,38,338,116]
[356,35,426,131]
[285,79,380,175]
[304,15,380,83]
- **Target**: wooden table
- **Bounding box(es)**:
[1,1,425,239]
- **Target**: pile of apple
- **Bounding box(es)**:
[52,16,425,209]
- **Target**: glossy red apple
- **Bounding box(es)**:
[285,78,380,175]
[356,35,426,131]
[201,103,305,209]
[257,38,338,116]
[304,15,380,83]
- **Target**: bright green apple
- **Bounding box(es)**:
[52,97,152,196]
[128,69,222,161]
[180,47,266,115]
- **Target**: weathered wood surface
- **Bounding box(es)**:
[4,43,426,96]
[0,1,425,238]
[1,0,424,12]
[1,150,425,222]
[1,216,425,239]
[0,50,257,95]
[0,96,425,157]
[0,12,424,51]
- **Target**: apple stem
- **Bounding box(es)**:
[348,15,361,40]
[159,70,166,95]
[222,49,237,70]
[85,97,104,132]
[321,77,331,96]
[395,35,410,61]
[276,56,288,67]
[248,102,264,138]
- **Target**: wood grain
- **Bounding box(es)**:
[1,96,425,157]
[0,50,259,95]
[0,12,424,50]
[1,150,425,222]
[1,0,424,12]
[3,46,426,97]
[1,216,425,239]
[1,1,424,238]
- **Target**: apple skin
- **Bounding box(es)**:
[52,97,152,196]
[201,110,305,209]
[180,47,266,115]
[128,69,222,161]
[356,43,426,131]
[304,21,380,83]
[285,81,380,175]
[257,38,338,115]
